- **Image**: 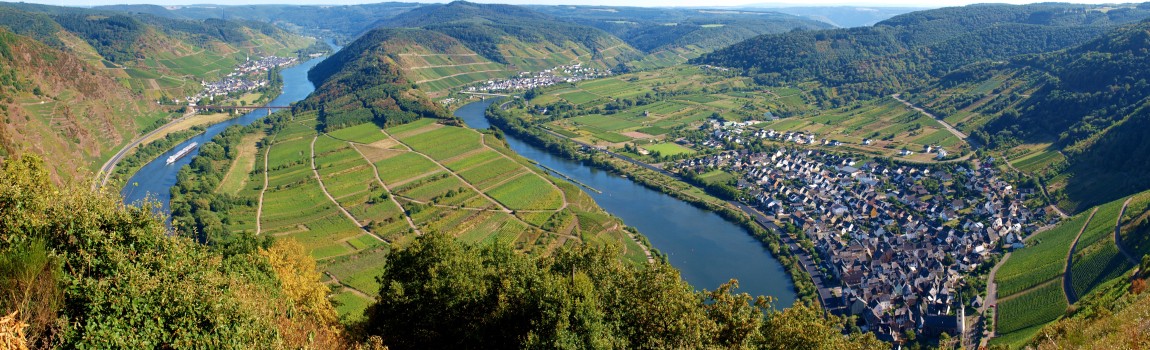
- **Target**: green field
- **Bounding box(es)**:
[644,142,695,156]
[996,280,1068,335]
[995,213,1090,297]
[1069,196,1135,300]
[202,116,654,319]
[1012,150,1066,174]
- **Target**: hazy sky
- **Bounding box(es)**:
[21,0,1125,8]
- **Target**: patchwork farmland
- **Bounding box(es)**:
[211,115,651,319]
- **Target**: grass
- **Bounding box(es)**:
[568,114,642,132]
[486,174,563,210]
[594,132,632,143]
[331,290,372,320]
[636,126,671,135]
[644,142,695,156]
[217,132,263,194]
[698,170,736,185]
[1013,150,1066,174]
[374,152,441,184]
[329,123,387,144]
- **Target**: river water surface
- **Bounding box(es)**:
[455,99,797,306]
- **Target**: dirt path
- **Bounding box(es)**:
[324,272,374,300]
[384,130,514,214]
[480,134,568,211]
[381,129,583,242]
[255,135,274,235]
[310,135,388,243]
[1064,207,1099,304]
[349,143,422,236]
[1115,197,1139,264]
[409,62,497,69]
[892,93,980,149]
[414,69,504,84]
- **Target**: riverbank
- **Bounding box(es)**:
[481,100,815,305]
[99,74,296,189]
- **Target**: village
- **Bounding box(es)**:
[467,63,612,93]
[671,123,1049,342]
[186,55,297,104]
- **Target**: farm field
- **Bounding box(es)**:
[205,114,650,318]
[995,280,1068,339]
[513,65,971,162]
[530,67,814,149]
[1069,196,1138,300]
[995,213,1090,298]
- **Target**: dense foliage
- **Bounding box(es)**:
[303,28,453,131]
[95,2,420,41]
[524,6,830,54]
[373,1,640,65]
[910,19,1150,211]
[365,232,885,350]
[0,156,344,348]
[0,3,302,63]
[694,3,1150,104]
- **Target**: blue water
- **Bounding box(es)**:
[456,99,797,305]
[121,54,328,212]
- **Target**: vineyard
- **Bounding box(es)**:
[995,213,1090,297]
[996,280,1068,334]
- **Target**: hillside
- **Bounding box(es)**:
[0,3,312,181]
[0,27,167,181]
[694,3,1150,102]
[748,6,924,28]
[355,1,642,97]
[526,6,832,68]
[905,18,1150,212]
[96,2,423,41]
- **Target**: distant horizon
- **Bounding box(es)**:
[12,0,1133,9]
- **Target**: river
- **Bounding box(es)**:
[455,99,797,306]
[118,50,796,306]
[121,53,329,212]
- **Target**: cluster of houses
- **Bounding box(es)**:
[467,63,612,92]
[673,147,1043,342]
[186,55,297,103]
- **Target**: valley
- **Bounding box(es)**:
[6,0,1150,349]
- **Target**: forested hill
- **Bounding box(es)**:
[370,1,642,67]
[905,18,1150,212]
[95,2,423,41]
[694,3,1150,102]
[300,28,452,132]
[525,6,831,61]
